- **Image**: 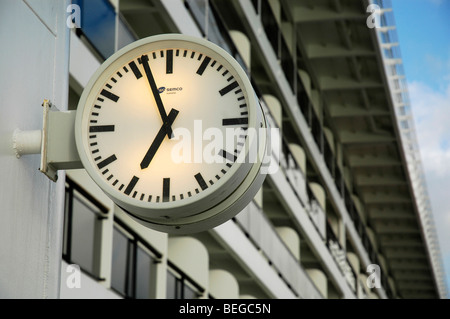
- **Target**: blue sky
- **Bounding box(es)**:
[391,0,450,296]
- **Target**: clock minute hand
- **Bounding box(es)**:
[141,54,173,139]
[140,108,179,170]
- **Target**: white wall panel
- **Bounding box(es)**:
[0,0,69,298]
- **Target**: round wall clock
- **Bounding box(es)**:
[75,34,268,233]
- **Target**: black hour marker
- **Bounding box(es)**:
[97,97,104,102]
[160,50,164,58]
[129,61,142,79]
[240,103,247,108]
[194,173,208,191]
[219,81,239,96]
[222,117,248,126]
[166,49,173,74]
[183,50,187,57]
[123,66,128,73]
[117,71,122,78]
[217,65,223,71]
[176,49,180,56]
[196,56,211,76]
[124,176,139,196]
[190,52,195,59]
[105,83,112,89]
[107,175,113,181]
[222,70,229,76]
[198,54,203,61]
[97,154,117,169]
[89,125,115,133]
[94,105,101,109]
[163,178,170,202]
[152,52,157,59]
[100,89,119,102]
[111,77,117,83]
[220,149,237,162]
[211,60,216,67]
[140,194,145,201]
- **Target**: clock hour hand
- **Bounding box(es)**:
[141,54,173,139]
[140,108,179,170]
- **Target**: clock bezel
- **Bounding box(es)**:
[75,34,264,224]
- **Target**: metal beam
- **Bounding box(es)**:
[400,292,436,298]
[373,224,420,234]
[379,239,424,248]
[339,131,396,144]
[363,192,411,204]
[347,155,401,167]
[329,104,390,118]
[384,250,428,260]
[368,209,415,220]
[392,271,432,281]
[319,76,383,90]
[293,5,366,23]
[355,175,407,186]
[119,2,158,14]
[306,43,375,59]
[389,261,430,270]
[397,282,436,290]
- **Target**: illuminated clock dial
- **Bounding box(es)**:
[75,34,268,233]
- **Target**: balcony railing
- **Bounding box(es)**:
[247,0,393,298]
[234,201,323,299]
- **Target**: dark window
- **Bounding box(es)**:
[73,0,116,59]
[111,223,158,299]
[166,265,203,299]
[63,179,107,280]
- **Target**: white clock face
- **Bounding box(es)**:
[76,35,262,223]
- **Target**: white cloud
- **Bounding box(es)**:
[409,81,450,176]
[408,77,450,291]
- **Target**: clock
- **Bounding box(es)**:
[75,34,268,233]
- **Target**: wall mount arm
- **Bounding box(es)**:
[13,99,82,182]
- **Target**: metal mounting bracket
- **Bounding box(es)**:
[13,99,82,182]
